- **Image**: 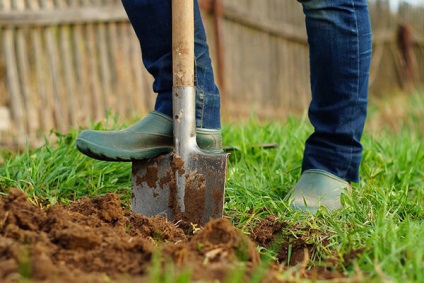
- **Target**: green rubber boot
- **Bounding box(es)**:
[76,111,222,161]
[286,169,351,213]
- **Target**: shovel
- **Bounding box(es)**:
[131,0,229,226]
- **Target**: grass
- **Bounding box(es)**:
[1,90,424,282]
[0,120,132,207]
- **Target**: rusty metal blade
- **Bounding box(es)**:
[132,151,228,225]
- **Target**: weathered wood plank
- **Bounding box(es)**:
[0,106,11,131]
[105,20,120,116]
[32,27,55,132]
[223,6,307,45]
[4,29,27,143]
[87,23,104,120]
[0,6,127,26]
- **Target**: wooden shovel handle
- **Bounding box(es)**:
[172,0,195,87]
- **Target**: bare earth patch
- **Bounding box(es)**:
[0,189,346,282]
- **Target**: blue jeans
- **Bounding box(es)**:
[298,0,372,182]
[120,0,221,129]
[121,0,372,182]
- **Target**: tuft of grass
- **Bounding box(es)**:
[0,119,132,206]
[222,115,310,224]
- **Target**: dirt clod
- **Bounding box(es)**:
[250,215,283,247]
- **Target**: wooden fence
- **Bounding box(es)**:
[0,0,423,148]
[0,0,154,147]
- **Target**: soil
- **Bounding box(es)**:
[0,189,346,282]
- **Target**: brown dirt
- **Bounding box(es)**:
[0,189,347,282]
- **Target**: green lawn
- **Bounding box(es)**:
[1,91,423,282]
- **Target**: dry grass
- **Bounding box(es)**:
[366,89,424,136]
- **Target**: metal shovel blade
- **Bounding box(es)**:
[132,150,228,225]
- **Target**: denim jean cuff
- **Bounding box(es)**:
[195,91,221,129]
[302,145,362,183]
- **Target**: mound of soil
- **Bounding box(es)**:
[0,189,344,282]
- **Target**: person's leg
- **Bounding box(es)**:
[289,0,372,212]
[121,0,220,129]
[76,0,222,161]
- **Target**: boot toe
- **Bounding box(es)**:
[75,119,173,162]
[287,169,351,213]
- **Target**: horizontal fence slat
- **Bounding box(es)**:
[222,2,307,45]
[0,6,127,27]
